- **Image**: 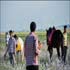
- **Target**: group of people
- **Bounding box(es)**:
[4,21,68,70]
[4,22,42,70]
[4,30,24,66]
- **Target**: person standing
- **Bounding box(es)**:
[63,25,68,64]
[24,22,40,70]
[5,32,10,47]
[13,34,24,63]
[4,30,16,67]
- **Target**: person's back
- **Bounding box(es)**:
[25,33,38,65]
[18,37,24,51]
[16,38,21,52]
[8,37,16,54]
[18,37,24,62]
[24,22,39,70]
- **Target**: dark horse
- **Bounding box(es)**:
[46,28,64,61]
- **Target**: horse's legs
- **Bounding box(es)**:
[48,46,53,61]
[61,45,64,60]
[56,47,60,60]
[50,48,53,60]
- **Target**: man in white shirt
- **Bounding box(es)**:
[5,32,10,46]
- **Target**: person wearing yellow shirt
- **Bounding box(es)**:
[14,34,24,63]
[16,40,21,52]
[63,25,68,64]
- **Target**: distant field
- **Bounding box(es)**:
[0,31,70,48]
[0,31,46,47]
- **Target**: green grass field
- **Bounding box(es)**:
[0,31,70,70]
[0,31,70,47]
[0,31,47,70]
[0,31,46,47]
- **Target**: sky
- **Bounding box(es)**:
[0,1,70,32]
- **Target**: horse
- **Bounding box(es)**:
[46,29,64,61]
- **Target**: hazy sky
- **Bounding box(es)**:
[0,1,70,32]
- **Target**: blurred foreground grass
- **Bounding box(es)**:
[0,31,70,70]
